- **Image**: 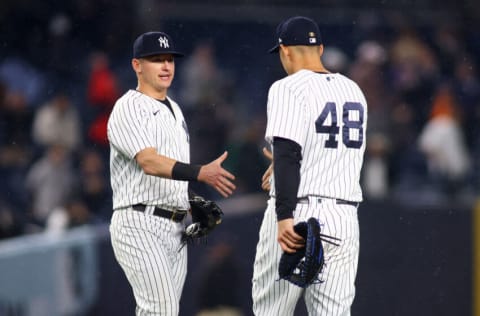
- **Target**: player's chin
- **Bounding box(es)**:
[156,81,172,90]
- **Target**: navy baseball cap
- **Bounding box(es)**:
[133,31,184,58]
[269,16,322,53]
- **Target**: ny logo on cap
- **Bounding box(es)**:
[158,36,170,48]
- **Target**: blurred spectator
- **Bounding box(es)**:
[0,57,46,108]
[87,52,120,108]
[0,85,34,210]
[363,133,390,200]
[418,84,471,198]
[349,41,393,199]
[452,55,480,148]
[86,52,120,149]
[187,99,234,199]
[179,41,226,110]
[187,103,231,164]
[322,46,350,73]
[0,88,34,149]
[389,27,440,130]
[32,92,82,152]
[390,27,439,80]
[179,41,238,185]
[432,22,465,76]
[349,40,391,137]
[46,198,96,234]
[388,100,422,187]
[45,13,75,79]
[25,144,77,229]
[78,149,111,220]
[225,115,268,194]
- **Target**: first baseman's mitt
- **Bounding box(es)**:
[181,195,224,246]
[278,217,341,288]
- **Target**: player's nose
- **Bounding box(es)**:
[160,62,174,72]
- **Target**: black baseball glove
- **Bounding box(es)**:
[181,195,224,246]
[278,217,341,288]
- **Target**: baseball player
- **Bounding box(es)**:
[252,16,368,315]
[107,31,236,315]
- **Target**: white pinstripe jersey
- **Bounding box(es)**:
[265,70,367,202]
[107,89,191,211]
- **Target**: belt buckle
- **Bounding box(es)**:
[170,209,178,221]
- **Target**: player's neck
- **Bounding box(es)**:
[136,83,168,100]
[292,59,329,74]
[293,65,329,74]
[305,61,329,72]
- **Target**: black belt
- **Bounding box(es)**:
[131,204,187,222]
[297,197,359,208]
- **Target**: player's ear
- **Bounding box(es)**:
[132,58,141,73]
[318,45,324,57]
[279,45,289,56]
[279,45,293,63]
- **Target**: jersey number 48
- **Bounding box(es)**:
[315,101,365,149]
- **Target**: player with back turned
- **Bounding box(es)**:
[107,31,236,315]
[252,16,368,315]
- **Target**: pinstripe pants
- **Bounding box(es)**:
[110,208,188,316]
[252,197,359,316]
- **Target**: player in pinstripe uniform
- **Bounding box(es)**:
[252,16,368,315]
[107,31,236,316]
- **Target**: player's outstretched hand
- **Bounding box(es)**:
[277,218,305,253]
[198,151,236,198]
[261,147,273,191]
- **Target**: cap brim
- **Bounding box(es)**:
[135,51,185,58]
[268,44,280,54]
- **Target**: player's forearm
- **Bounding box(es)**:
[136,148,177,178]
[136,147,200,180]
[273,137,302,220]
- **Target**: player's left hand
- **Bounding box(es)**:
[181,195,224,247]
[277,218,305,253]
[261,147,273,191]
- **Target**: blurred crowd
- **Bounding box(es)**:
[0,2,479,241]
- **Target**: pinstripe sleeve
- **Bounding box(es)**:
[108,96,155,159]
[265,80,307,147]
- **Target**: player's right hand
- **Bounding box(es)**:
[261,147,273,191]
[198,151,236,198]
[277,218,305,253]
